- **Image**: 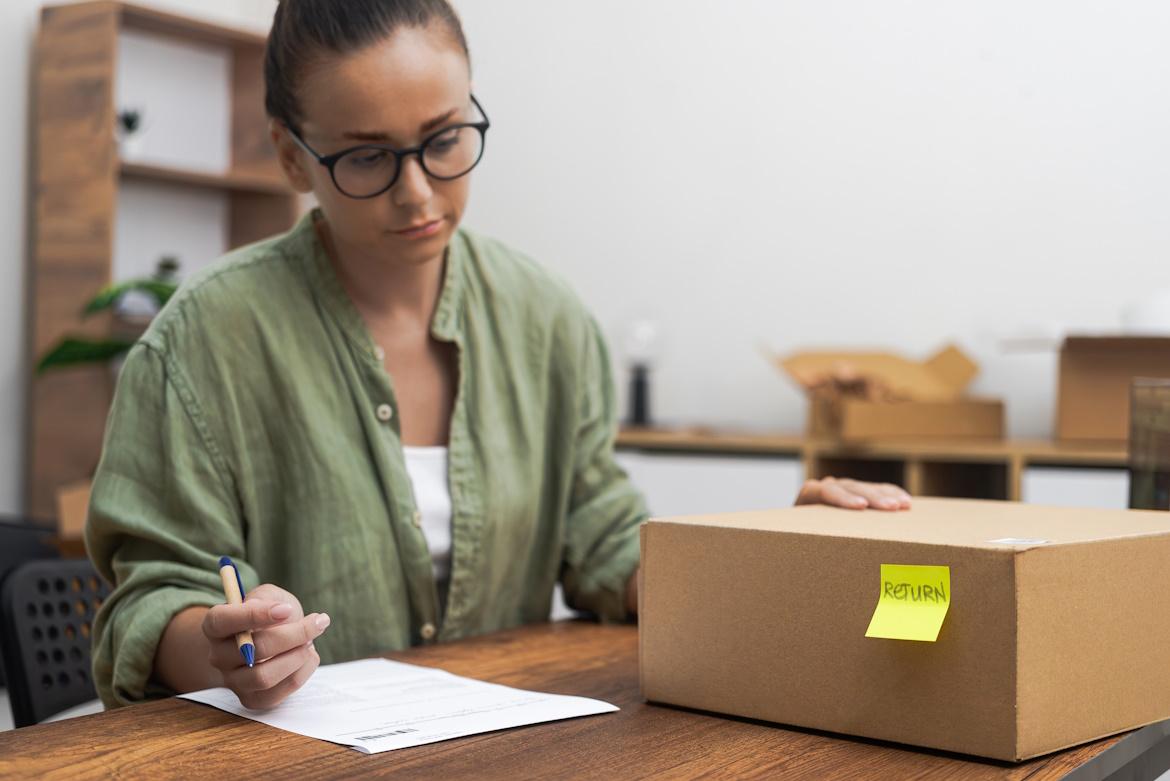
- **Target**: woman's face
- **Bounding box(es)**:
[278,24,473,267]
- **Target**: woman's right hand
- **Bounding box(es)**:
[201,583,330,710]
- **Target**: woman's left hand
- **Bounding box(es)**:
[795,476,912,511]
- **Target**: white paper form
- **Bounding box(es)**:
[179,658,618,754]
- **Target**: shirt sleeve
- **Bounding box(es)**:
[559,316,648,622]
[85,342,258,707]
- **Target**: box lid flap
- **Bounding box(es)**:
[779,343,977,401]
[923,345,979,392]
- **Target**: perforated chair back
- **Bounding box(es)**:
[0,558,110,727]
[0,517,58,687]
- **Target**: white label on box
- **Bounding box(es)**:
[987,537,1051,546]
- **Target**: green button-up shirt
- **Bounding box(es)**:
[86,211,647,708]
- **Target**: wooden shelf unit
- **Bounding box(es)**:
[616,427,1129,502]
[26,1,298,518]
[119,161,293,196]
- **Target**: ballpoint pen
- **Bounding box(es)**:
[218,555,255,667]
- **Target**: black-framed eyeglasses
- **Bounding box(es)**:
[287,95,490,199]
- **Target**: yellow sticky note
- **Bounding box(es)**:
[865,564,951,642]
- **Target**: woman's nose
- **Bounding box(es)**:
[391,155,433,207]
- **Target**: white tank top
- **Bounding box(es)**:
[402,446,453,586]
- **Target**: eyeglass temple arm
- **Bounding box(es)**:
[471,94,490,126]
[285,124,327,162]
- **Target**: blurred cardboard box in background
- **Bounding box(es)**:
[778,344,1004,441]
[1057,336,1170,443]
[53,480,91,557]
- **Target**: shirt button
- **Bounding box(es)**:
[376,404,393,422]
[411,511,422,528]
[420,623,436,640]
[374,345,385,361]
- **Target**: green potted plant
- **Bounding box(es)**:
[37,256,179,373]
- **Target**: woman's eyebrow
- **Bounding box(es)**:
[420,107,459,132]
[341,108,461,143]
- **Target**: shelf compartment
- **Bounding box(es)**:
[807,455,907,490]
[918,460,1010,501]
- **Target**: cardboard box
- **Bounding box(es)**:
[1057,336,1170,443]
[780,345,1004,441]
[55,480,91,540]
[639,498,1170,761]
[808,396,1004,441]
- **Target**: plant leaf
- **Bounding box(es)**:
[83,279,178,317]
[36,337,137,373]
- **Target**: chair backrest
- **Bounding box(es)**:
[0,558,110,727]
[0,517,59,687]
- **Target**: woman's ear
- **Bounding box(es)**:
[269,119,314,194]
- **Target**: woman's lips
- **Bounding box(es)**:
[393,219,443,239]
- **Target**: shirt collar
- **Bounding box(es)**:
[430,229,464,342]
[291,209,466,359]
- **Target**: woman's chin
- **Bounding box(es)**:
[381,227,451,265]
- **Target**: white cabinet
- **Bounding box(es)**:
[1021,467,1131,510]
[615,451,805,518]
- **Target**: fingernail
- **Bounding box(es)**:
[881,498,898,509]
[852,497,867,507]
[315,613,331,632]
[271,603,293,620]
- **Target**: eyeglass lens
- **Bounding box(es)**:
[332,125,485,197]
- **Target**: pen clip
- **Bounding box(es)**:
[233,563,246,600]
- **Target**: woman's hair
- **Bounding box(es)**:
[264,0,470,131]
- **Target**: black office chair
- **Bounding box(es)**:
[0,558,110,727]
[0,517,59,687]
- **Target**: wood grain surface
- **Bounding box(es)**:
[0,621,1129,780]
[616,427,1129,504]
[27,2,121,519]
[616,427,1128,466]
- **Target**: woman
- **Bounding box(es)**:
[86,0,911,711]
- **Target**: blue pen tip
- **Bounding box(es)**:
[218,555,233,568]
[242,643,255,668]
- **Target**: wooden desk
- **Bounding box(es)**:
[0,622,1164,780]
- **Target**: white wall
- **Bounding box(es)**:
[0,0,39,516]
[5,1,1170,512]
[455,1,1170,436]
[114,30,235,285]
